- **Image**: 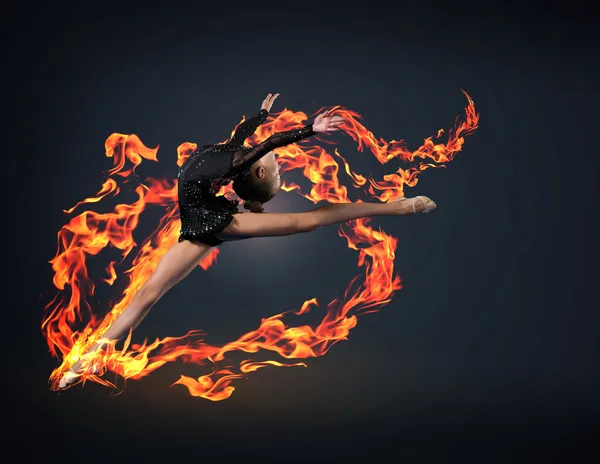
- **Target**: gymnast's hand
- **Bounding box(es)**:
[261,93,280,112]
[313,110,345,134]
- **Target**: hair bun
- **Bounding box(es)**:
[243,199,264,213]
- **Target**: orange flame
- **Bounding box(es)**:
[42,91,479,400]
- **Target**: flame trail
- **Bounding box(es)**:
[43,91,479,400]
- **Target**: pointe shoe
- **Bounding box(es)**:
[58,370,81,389]
[392,196,437,214]
[411,196,437,214]
[58,364,99,389]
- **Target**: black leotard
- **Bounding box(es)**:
[177,109,315,246]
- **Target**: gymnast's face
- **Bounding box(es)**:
[253,151,281,196]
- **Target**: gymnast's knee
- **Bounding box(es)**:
[299,214,321,233]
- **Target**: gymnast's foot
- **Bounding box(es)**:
[58,370,81,389]
[57,363,98,389]
[391,196,437,215]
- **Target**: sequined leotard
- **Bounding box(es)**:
[177,109,315,246]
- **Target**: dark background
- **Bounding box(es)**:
[4,0,599,462]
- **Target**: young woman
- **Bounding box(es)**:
[58,93,436,389]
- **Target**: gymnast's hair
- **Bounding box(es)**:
[232,171,276,213]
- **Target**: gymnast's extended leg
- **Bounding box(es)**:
[220,196,436,240]
[59,240,212,388]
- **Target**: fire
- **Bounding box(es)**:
[43,91,479,400]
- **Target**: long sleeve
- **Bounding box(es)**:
[232,125,315,171]
[229,109,269,146]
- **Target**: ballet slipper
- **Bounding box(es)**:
[58,364,99,389]
[391,196,437,214]
[411,196,437,214]
[58,370,81,389]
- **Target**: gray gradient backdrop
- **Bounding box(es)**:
[5,0,599,462]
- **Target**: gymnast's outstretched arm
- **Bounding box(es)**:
[229,93,279,146]
[229,109,268,146]
[232,124,317,171]
[232,110,345,171]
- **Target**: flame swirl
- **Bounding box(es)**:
[43,91,479,400]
